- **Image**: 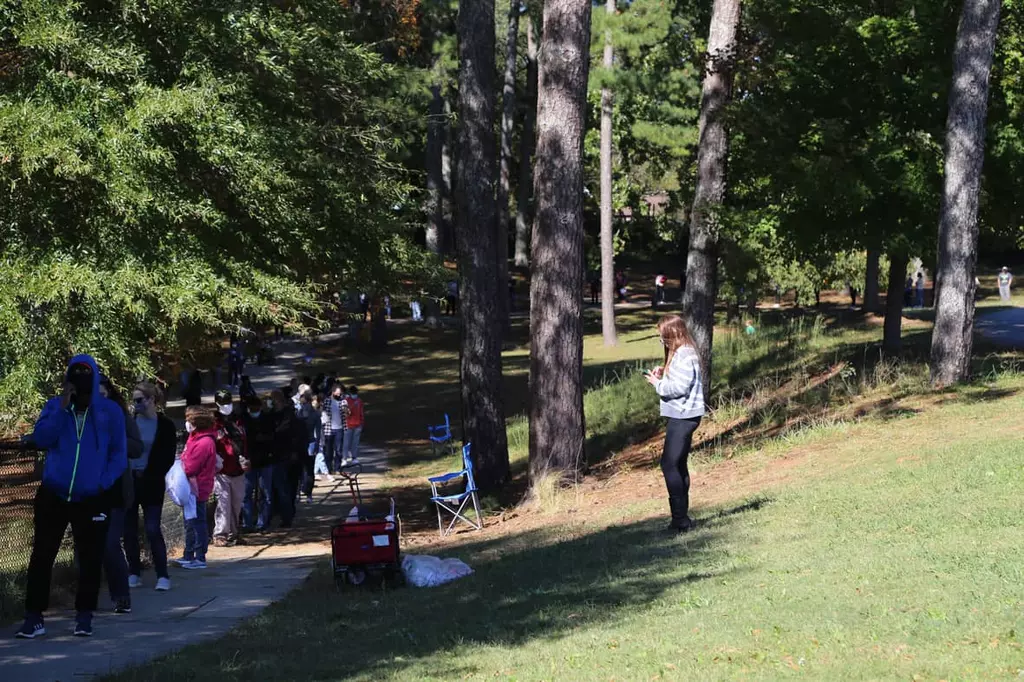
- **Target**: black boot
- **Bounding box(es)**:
[667,495,695,533]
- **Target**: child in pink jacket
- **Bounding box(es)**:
[179,407,218,569]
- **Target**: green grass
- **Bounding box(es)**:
[103,375,1024,681]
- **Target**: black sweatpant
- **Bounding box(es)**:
[25,485,111,615]
[661,417,701,500]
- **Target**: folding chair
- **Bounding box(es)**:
[428,413,455,456]
[428,443,482,537]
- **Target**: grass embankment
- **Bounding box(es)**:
[104,375,1024,681]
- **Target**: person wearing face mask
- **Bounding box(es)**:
[17,355,127,639]
[241,394,275,532]
[325,383,348,473]
[178,407,218,569]
[212,390,247,547]
[124,382,176,591]
[97,377,143,615]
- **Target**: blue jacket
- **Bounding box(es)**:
[32,355,128,502]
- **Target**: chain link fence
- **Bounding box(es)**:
[0,440,185,620]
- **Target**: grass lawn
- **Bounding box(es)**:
[103,374,1024,681]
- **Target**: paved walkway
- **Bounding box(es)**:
[0,333,389,681]
[976,306,1024,348]
[0,446,387,682]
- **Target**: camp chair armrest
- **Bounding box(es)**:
[428,470,467,484]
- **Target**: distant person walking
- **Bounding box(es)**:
[645,316,704,533]
[125,382,176,591]
[445,280,460,315]
[410,298,423,322]
[903,276,914,308]
[653,272,666,307]
[342,386,364,465]
[998,267,1013,302]
[915,272,926,308]
[589,270,600,305]
[18,355,127,638]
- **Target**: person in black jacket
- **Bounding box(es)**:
[98,377,143,615]
[124,382,177,592]
[241,394,275,532]
[269,390,299,528]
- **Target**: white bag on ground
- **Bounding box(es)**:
[165,460,197,520]
[401,554,473,588]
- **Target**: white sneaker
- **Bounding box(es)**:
[155,578,171,591]
[183,560,207,570]
[128,575,141,588]
[175,557,193,567]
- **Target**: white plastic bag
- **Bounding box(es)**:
[165,460,197,521]
[401,554,473,588]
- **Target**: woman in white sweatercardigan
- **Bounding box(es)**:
[645,315,705,532]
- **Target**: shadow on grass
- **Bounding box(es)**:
[104,498,768,682]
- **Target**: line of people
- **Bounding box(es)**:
[16,354,365,639]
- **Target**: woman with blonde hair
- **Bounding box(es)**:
[125,382,177,590]
[645,314,705,532]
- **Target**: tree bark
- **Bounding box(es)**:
[426,81,445,255]
[931,0,1002,387]
[455,0,509,491]
[514,14,539,269]
[496,0,520,329]
[442,97,455,254]
[599,0,617,347]
[529,0,591,487]
[681,0,742,387]
[883,251,906,355]
[864,248,880,313]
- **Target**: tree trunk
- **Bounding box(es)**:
[442,98,455,254]
[931,0,1001,387]
[514,14,538,269]
[681,0,742,387]
[455,0,509,492]
[426,81,445,255]
[864,248,880,313]
[883,251,906,355]
[529,0,591,488]
[496,0,520,329]
[599,0,617,347]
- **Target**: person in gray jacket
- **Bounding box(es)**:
[646,314,705,532]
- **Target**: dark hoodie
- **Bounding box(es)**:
[32,354,128,503]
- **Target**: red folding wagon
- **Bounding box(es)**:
[330,466,402,586]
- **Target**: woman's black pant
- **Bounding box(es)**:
[661,417,701,500]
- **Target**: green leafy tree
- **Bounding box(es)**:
[0,0,420,429]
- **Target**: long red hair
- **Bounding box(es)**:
[658,315,695,378]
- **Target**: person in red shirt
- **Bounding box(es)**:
[212,390,247,547]
[341,387,364,465]
[179,407,218,569]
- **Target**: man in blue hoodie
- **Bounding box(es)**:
[16,355,127,639]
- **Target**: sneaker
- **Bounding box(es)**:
[305,496,314,504]
[15,616,45,639]
[155,577,171,591]
[175,557,194,567]
[73,615,93,637]
[183,560,207,570]
[212,537,229,548]
[128,575,141,588]
[113,598,132,614]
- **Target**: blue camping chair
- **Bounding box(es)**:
[428,413,455,455]
[428,443,482,537]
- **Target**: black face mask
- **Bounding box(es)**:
[68,364,93,409]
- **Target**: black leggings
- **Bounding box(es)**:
[661,417,701,499]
